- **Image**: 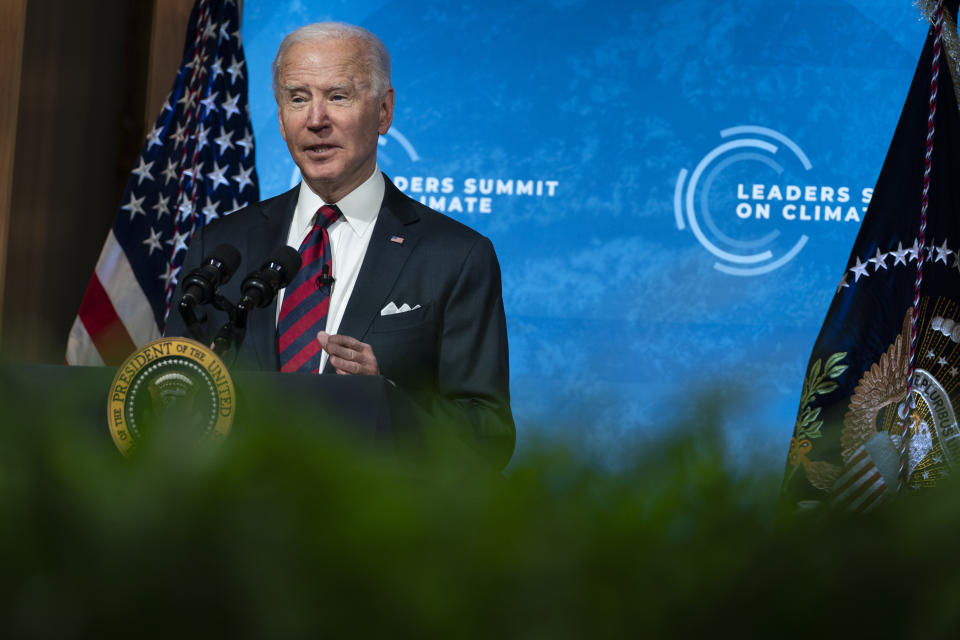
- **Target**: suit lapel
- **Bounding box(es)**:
[326,177,421,372]
[244,187,298,370]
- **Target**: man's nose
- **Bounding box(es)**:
[305,101,330,130]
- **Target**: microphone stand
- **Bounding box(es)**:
[210,293,247,361]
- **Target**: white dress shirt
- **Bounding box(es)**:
[275,167,385,372]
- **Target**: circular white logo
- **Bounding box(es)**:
[674,126,814,277]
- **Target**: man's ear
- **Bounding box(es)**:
[277,107,287,141]
[378,88,395,135]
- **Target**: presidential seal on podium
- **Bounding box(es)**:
[107,337,235,455]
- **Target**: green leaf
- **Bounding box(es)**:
[808,359,822,383]
[825,352,847,369]
[815,381,838,395]
[826,365,848,380]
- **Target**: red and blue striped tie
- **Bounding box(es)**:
[277,204,341,372]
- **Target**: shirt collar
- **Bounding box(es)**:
[292,166,385,237]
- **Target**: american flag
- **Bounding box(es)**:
[66,0,257,365]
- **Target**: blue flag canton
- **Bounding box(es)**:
[112,0,258,329]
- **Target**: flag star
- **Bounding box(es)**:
[191,51,207,71]
[207,160,230,189]
[162,94,174,112]
[182,161,205,185]
[869,247,889,271]
[222,92,241,119]
[161,158,179,185]
[177,193,196,221]
[143,227,164,255]
[935,239,951,264]
[938,356,949,366]
[836,272,849,293]
[229,198,247,213]
[159,262,181,288]
[233,164,255,192]
[219,20,233,41]
[210,56,224,79]
[953,250,960,274]
[171,122,188,148]
[201,196,221,223]
[194,123,210,151]
[203,20,217,40]
[926,349,936,359]
[121,193,147,220]
[227,56,245,84]
[891,241,909,266]
[152,194,171,219]
[951,367,959,377]
[200,91,219,113]
[146,124,164,150]
[166,229,190,256]
[237,129,254,157]
[214,127,234,154]
[849,256,870,282]
[177,89,196,109]
[908,238,921,262]
[131,158,155,185]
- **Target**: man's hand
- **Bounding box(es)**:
[317,331,380,375]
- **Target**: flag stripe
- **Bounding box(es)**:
[857,482,889,513]
[845,471,885,511]
[65,316,105,366]
[77,274,138,364]
[95,232,160,347]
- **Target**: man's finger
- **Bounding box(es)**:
[317,333,357,359]
[326,333,365,350]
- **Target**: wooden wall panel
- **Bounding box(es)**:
[146,0,195,130]
[0,0,28,342]
[1,0,153,363]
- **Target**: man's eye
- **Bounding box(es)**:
[331,94,346,101]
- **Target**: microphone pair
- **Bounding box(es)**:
[178,244,303,314]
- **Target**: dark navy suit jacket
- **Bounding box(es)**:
[165,176,515,468]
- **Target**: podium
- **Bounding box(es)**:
[0,363,422,450]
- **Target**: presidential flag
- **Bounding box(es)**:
[781,0,960,511]
[66,0,257,365]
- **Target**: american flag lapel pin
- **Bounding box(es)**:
[390,235,405,245]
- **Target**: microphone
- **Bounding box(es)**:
[315,264,335,288]
[237,246,302,312]
[179,244,242,310]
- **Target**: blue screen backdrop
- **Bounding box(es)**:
[240,0,930,469]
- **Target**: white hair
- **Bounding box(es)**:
[272,22,392,101]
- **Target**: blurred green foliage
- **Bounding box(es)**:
[1,384,959,638]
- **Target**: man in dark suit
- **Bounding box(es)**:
[165,22,515,469]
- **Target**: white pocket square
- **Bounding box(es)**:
[380,302,421,316]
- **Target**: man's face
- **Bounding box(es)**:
[276,38,394,203]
